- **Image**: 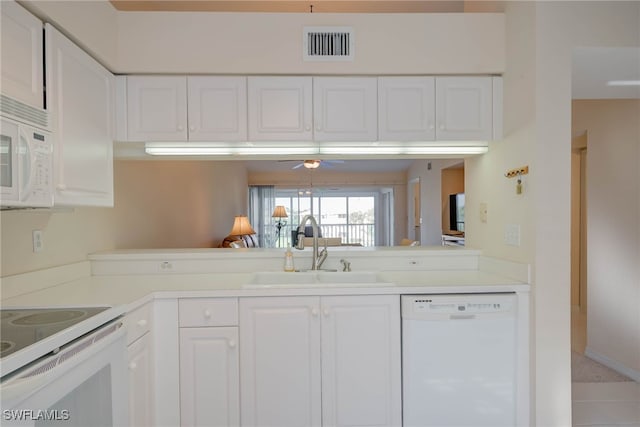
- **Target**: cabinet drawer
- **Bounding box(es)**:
[179,298,238,327]
[124,302,153,345]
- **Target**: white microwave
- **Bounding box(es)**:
[0,117,53,208]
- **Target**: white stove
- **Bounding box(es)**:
[0,305,125,378]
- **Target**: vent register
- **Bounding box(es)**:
[303,27,354,61]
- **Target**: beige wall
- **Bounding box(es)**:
[113,160,248,248]
[248,168,407,245]
[441,167,465,234]
[572,99,640,378]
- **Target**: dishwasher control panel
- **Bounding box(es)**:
[402,294,515,320]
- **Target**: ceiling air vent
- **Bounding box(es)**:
[303,27,354,61]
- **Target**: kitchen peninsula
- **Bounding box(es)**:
[1,247,530,427]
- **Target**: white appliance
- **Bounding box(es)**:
[402,293,517,427]
[0,307,128,426]
[0,116,53,208]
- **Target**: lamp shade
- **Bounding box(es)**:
[272,205,288,219]
[229,215,256,235]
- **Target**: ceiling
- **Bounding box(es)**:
[108,1,499,13]
[572,48,640,99]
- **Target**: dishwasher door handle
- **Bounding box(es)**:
[450,314,476,320]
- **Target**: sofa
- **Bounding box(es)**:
[220,234,259,248]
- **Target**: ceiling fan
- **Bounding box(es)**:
[280,159,345,170]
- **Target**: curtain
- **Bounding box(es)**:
[248,185,276,248]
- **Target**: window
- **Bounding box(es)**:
[272,188,384,247]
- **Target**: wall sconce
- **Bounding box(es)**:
[272,205,288,243]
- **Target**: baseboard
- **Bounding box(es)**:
[584,346,640,382]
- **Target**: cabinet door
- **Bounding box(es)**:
[127,76,188,141]
[239,297,321,427]
[321,295,402,427]
[0,0,43,109]
[248,76,312,141]
[435,76,493,140]
[128,333,154,427]
[313,77,377,141]
[180,327,239,427]
[45,24,114,207]
[378,77,435,141]
[188,76,247,142]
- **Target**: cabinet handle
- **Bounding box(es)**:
[439,123,445,130]
[316,124,322,131]
[228,340,236,348]
[129,361,137,370]
[177,125,184,131]
[189,126,196,132]
[429,123,435,130]
[323,308,330,317]
[305,124,311,131]
[311,307,319,316]
[136,319,147,327]
[203,309,212,319]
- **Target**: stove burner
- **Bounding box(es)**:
[1,340,15,354]
[11,310,87,326]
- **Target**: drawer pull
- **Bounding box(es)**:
[311,307,319,316]
[228,340,236,348]
[204,309,212,319]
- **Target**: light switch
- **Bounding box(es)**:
[479,202,488,223]
[504,224,521,246]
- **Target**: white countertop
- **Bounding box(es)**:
[1,269,529,313]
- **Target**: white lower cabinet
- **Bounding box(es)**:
[125,302,155,427]
[128,333,155,427]
[178,298,240,427]
[239,295,401,427]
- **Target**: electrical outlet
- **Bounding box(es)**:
[479,202,488,223]
[504,224,521,246]
[32,230,44,253]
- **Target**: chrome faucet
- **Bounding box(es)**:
[295,215,327,270]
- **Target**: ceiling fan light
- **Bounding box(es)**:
[303,160,321,169]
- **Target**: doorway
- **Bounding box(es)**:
[571,132,587,354]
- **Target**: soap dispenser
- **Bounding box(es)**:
[284,245,295,272]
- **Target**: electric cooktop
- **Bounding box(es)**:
[0,307,110,359]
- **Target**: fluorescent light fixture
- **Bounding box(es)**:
[606,80,640,86]
[320,144,488,155]
[145,143,318,156]
[145,142,488,156]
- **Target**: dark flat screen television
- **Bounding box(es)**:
[449,193,465,232]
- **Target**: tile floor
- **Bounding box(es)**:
[571,307,640,426]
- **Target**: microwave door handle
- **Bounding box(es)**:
[18,128,33,202]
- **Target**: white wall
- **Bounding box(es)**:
[572,99,640,379]
[466,2,640,425]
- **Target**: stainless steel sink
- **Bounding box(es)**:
[244,271,392,289]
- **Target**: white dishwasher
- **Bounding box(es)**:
[402,293,517,427]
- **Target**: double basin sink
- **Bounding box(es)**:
[244,271,393,289]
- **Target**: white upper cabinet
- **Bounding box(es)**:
[313,77,378,141]
[188,76,247,141]
[435,76,493,141]
[248,76,313,141]
[0,0,43,109]
[378,77,436,141]
[127,76,188,141]
[45,24,114,207]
